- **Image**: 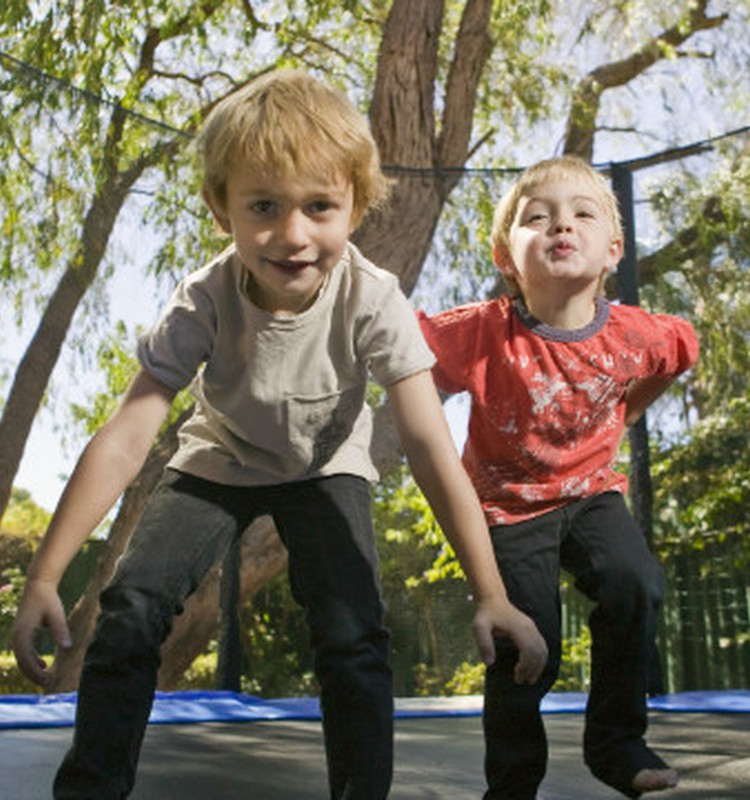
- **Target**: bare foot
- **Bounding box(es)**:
[632,767,679,793]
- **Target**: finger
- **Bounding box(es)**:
[513,653,533,684]
[48,615,73,651]
[13,640,51,686]
[473,623,497,666]
[513,645,546,685]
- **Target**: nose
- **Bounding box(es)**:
[553,211,574,232]
[277,209,309,247]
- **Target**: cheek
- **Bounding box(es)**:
[234,227,267,251]
[320,220,353,254]
[508,235,536,268]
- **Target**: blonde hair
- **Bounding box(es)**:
[490,155,623,297]
[198,69,391,228]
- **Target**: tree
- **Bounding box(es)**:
[1,0,748,690]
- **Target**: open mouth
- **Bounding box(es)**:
[271,260,313,274]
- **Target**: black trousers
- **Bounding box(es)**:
[483,492,667,799]
[54,470,393,800]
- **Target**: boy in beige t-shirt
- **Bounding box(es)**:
[13,70,546,799]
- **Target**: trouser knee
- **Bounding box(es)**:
[86,584,173,669]
[594,559,664,625]
[311,602,390,687]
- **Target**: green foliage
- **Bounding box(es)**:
[444,660,485,696]
[0,650,44,695]
[651,395,750,547]
[0,490,51,651]
[169,648,219,692]
[375,463,464,587]
[0,567,25,653]
[69,324,194,437]
[0,488,51,539]
[239,572,317,698]
[411,662,446,697]
[553,626,592,692]
[643,148,750,421]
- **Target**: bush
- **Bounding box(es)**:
[552,626,591,692]
[444,661,485,695]
[0,651,45,695]
[0,567,26,652]
[168,651,220,692]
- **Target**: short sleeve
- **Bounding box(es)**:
[137,277,217,391]
[417,305,483,394]
[645,312,700,378]
[354,275,435,387]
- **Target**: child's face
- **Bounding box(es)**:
[496,177,622,302]
[207,165,355,315]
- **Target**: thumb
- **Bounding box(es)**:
[48,612,73,651]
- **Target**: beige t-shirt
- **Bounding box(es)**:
[137,242,434,486]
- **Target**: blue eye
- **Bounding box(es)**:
[250,200,275,214]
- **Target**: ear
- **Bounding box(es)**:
[493,244,516,279]
[203,187,232,235]
[604,237,624,274]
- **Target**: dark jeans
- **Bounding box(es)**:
[482,492,667,800]
[54,470,393,800]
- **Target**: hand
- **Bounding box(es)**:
[471,597,548,684]
[11,578,72,687]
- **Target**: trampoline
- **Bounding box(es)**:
[1,690,749,798]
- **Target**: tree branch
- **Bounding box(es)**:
[437,0,494,177]
[564,1,729,159]
[637,195,727,285]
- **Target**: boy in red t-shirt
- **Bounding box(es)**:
[419,155,698,799]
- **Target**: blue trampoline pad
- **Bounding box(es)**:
[1,689,749,729]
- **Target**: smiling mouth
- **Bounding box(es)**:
[270,259,313,274]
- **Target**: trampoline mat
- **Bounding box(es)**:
[1,692,749,798]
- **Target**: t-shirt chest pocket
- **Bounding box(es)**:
[286,384,365,473]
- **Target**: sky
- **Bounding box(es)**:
[8,253,166,512]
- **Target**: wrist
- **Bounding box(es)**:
[473,591,510,607]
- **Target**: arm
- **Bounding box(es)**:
[386,369,547,684]
[11,368,177,686]
[624,375,676,427]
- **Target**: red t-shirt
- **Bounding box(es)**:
[418,296,699,525]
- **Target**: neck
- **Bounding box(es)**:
[524,290,600,330]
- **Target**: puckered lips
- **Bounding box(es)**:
[550,238,576,259]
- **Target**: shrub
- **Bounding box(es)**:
[0,651,45,695]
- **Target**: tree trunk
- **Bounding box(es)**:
[356,0,493,294]
[0,187,129,524]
